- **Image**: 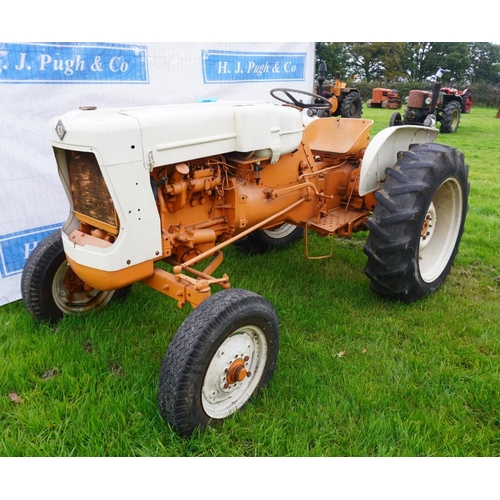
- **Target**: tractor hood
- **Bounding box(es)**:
[49,101,305,167]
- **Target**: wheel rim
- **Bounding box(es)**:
[202,325,268,419]
[419,178,463,283]
[52,261,115,313]
[262,223,297,240]
[452,109,459,129]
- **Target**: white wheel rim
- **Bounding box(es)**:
[202,325,268,419]
[419,177,463,283]
[262,223,297,240]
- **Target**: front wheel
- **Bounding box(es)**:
[389,111,403,127]
[158,288,279,437]
[364,143,469,303]
[233,223,303,254]
[21,230,131,323]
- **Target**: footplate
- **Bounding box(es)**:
[302,206,370,237]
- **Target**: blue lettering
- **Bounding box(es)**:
[202,50,306,84]
[1,43,149,84]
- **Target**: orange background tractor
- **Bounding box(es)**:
[367,88,402,109]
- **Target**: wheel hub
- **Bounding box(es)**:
[420,202,436,251]
[225,357,251,385]
[418,178,463,283]
[201,326,268,419]
[63,267,92,293]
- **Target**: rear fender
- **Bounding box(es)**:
[442,94,463,106]
[359,125,439,196]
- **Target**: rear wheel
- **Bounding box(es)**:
[364,143,469,303]
[340,92,363,118]
[233,223,303,254]
[440,101,461,133]
[158,288,279,437]
[21,230,131,323]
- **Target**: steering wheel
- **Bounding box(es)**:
[270,88,332,111]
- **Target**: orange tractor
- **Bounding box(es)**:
[22,88,469,436]
[367,88,402,109]
[308,62,363,118]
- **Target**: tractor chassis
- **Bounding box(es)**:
[142,186,369,309]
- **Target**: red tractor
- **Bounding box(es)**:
[440,78,473,114]
[389,68,464,133]
[367,88,402,109]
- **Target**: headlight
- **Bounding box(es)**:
[425,97,432,105]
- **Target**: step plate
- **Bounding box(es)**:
[302,207,369,234]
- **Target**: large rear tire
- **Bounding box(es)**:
[340,92,363,118]
[440,101,461,133]
[364,143,469,303]
[21,230,132,323]
[158,288,279,437]
[233,223,303,254]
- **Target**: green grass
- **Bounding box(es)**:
[1,107,499,457]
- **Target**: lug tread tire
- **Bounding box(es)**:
[340,92,363,118]
[364,143,469,303]
[440,101,461,133]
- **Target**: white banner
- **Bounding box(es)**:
[0,42,315,305]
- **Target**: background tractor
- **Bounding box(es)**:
[367,88,402,109]
[389,68,464,133]
[308,61,363,118]
[22,88,469,437]
[440,78,473,114]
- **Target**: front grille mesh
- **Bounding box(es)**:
[66,150,117,229]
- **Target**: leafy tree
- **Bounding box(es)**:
[314,43,349,79]
[426,42,470,84]
[344,42,406,82]
[468,42,500,83]
[402,42,436,81]
[314,42,500,86]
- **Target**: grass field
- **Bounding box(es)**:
[1,106,499,458]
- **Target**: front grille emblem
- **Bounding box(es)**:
[56,120,67,141]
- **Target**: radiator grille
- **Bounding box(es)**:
[66,150,118,230]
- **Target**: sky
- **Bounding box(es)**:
[3,2,497,43]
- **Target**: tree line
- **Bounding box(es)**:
[316,42,500,84]
[315,42,500,107]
